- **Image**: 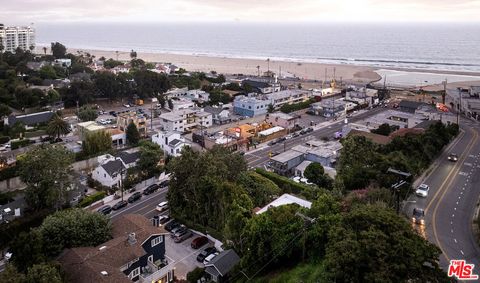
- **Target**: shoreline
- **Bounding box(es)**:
[37,46,480,88]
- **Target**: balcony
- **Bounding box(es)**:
[139,260,174,283]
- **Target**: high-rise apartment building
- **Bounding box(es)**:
[0,23,36,53]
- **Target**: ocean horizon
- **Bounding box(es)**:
[35,22,480,73]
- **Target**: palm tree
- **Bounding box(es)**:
[0,41,4,63]
[47,115,70,141]
[42,46,47,55]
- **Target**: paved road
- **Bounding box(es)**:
[245,107,387,168]
[109,188,168,220]
[404,118,480,275]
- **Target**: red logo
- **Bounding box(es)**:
[448,260,479,280]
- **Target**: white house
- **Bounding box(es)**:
[171,99,195,111]
[152,131,189,157]
[159,109,213,133]
[92,159,125,188]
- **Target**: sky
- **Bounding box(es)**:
[2,0,480,23]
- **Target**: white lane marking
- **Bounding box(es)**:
[451,221,453,225]
[453,214,455,217]
[454,207,457,210]
[461,250,465,255]
[451,229,454,233]
[456,201,459,205]
[464,162,473,167]
[455,239,458,243]
[459,196,462,199]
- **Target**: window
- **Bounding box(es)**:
[148,255,153,263]
[104,174,106,178]
[129,267,140,279]
[151,236,163,247]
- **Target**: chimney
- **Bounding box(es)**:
[127,233,137,245]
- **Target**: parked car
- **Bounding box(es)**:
[305,127,314,133]
[164,220,180,232]
[143,184,159,195]
[448,153,458,162]
[197,247,217,262]
[268,140,277,146]
[159,215,170,225]
[412,208,425,225]
[109,111,116,116]
[97,205,112,215]
[415,184,430,198]
[128,192,142,203]
[156,201,169,212]
[292,132,300,138]
[159,180,170,188]
[174,229,193,243]
[203,252,219,265]
[191,236,209,249]
[277,137,287,143]
[299,129,308,135]
[112,200,128,210]
[171,225,188,238]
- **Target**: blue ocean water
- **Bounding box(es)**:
[35,22,480,72]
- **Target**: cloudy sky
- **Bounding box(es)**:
[3,0,480,23]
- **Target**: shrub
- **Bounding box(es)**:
[11,139,33,150]
[0,136,10,144]
[187,267,205,283]
[0,165,19,181]
[78,191,106,207]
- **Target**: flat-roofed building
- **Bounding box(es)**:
[0,24,35,53]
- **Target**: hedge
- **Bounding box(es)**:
[255,168,321,201]
[78,191,106,207]
[11,139,34,150]
[280,98,315,113]
[0,136,10,144]
[0,165,19,181]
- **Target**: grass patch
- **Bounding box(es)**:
[250,261,327,283]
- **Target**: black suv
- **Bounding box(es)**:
[128,192,142,203]
[196,247,217,262]
[165,220,180,232]
[143,184,159,195]
[97,205,112,215]
[159,180,169,188]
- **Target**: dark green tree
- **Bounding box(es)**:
[0,264,25,283]
[267,104,275,113]
[9,230,46,272]
[77,106,98,122]
[138,141,164,177]
[18,145,74,210]
[50,42,66,59]
[39,208,111,257]
[0,103,12,118]
[167,99,174,110]
[25,263,62,283]
[82,131,112,157]
[371,123,398,136]
[126,122,140,145]
[304,162,333,189]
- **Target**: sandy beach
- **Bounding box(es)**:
[65,48,382,84]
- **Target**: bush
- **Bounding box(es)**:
[280,99,315,113]
[11,139,33,150]
[0,136,10,144]
[78,191,106,207]
[255,168,320,200]
[187,267,205,283]
[0,209,52,249]
[0,165,19,181]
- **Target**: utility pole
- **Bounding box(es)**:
[295,212,315,262]
[387,168,411,214]
[457,87,462,125]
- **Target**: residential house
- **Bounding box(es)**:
[398,100,427,113]
[266,89,312,109]
[26,61,48,71]
[58,214,174,283]
[152,131,189,157]
[53,58,72,68]
[77,121,126,147]
[204,106,232,125]
[345,87,379,107]
[310,99,346,118]
[362,109,424,129]
[171,99,195,111]
[4,111,54,126]
[69,72,92,82]
[242,79,278,94]
[92,159,125,188]
[269,150,305,176]
[266,112,299,129]
[117,112,148,137]
[453,88,480,120]
[185,89,210,103]
[159,109,212,133]
[233,95,270,117]
[256,194,312,215]
[204,250,240,283]
[165,87,188,99]
[115,150,140,169]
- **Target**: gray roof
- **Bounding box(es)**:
[101,160,126,177]
[205,250,240,277]
[204,106,224,115]
[399,100,426,110]
[115,151,140,165]
[413,120,437,130]
[168,139,182,147]
[7,111,54,126]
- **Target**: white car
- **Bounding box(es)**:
[415,184,430,197]
[123,104,131,108]
[203,252,219,265]
[156,201,168,212]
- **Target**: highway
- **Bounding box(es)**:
[245,107,387,168]
[404,118,480,274]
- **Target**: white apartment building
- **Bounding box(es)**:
[159,109,213,133]
[171,99,195,111]
[0,24,35,53]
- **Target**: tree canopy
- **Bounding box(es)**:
[82,130,112,157]
[77,106,98,122]
[138,141,164,177]
[304,162,333,189]
[126,122,140,146]
[46,115,70,140]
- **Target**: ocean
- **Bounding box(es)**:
[35,22,480,73]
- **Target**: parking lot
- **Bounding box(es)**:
[163,225,214,279]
